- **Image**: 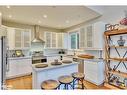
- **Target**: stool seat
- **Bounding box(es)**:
[58,75,73,84]
[71,72,86,89]
[72,72,85,79]
[41,79,59,90]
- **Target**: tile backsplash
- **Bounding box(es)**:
[8,49,31,57]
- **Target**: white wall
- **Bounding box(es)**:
[87,6,125,23]
[66,6,127,59]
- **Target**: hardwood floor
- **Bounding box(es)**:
[6,75,109,90]
[6,75,32,89]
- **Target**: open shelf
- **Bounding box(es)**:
[109,83,126,89]
[109,58,127,62]
[104,29,127,36]
[104,29,127,89]
[110,45,127,48]
[108,70,127,78]
[104,83,120,89]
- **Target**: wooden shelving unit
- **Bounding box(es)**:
[109,58,127,62]
[107,70,127,78]
[104,29,127,89]
[110,45,127,48]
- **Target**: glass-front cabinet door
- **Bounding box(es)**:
[23,30,31,48]
[86,25,93,48]
[52,32,57,48]
[14,29,22,49]
[45,32,51,48]
[57,33,63,48]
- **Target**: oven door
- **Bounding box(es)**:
[32,58,47,64]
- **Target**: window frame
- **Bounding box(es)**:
[68,29,79,50]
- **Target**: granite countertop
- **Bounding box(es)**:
[73,56,104,62]
[44,54,67,57]
[32,61,78,72]
[8,56,32,60]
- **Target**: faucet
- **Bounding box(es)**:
[73,49,76,56]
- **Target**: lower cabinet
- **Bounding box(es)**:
[6,58,32,79]
[84,60,105,85]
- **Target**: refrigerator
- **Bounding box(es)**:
[0,36,8,90]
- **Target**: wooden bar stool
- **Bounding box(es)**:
[41,79,59,90]
[72,72,86,89]
[58,75,74,90]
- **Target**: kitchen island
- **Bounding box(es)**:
[32,62,78,89]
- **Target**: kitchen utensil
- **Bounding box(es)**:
[35,64,48,68]
[77,54,94,59]
[62,60,72,64]
[50,62,62,65]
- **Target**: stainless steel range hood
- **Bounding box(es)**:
[31,25,45,43]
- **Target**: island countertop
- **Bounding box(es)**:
[32,61,78,72]
[32,61,79,89]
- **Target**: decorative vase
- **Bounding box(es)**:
[117,36,125,46]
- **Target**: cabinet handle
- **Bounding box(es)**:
[6,47,10,72]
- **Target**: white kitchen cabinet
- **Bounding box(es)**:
[57,33,68,49]
[44,32,51,48]
[79,27,86,48]
[84,60,105,85]
[14,28,22,48]
[7,27,31,50]
[22,30,31,48]
[51,32,57,48]
[0,25,8,36]
[44,32,68,49]
[57,33,63,48]
[86,25,93,48]
[6,57,32,79]
[79,21,105,50]
[32,63,78,89]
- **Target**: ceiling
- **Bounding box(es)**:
[0,6,101,29]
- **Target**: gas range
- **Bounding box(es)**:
[31,51,47,64]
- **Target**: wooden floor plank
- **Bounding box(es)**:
[6,75,109,90]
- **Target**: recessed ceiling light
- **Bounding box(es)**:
[43,14,47,18]
[65,20,69,23]
[8,15,12,18]
[38,20,41,24]
[6,5,10,9]
[0,12,2,16]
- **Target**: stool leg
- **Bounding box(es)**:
[73,79,75,89]
[58,84,62,90]
[64,84,66,90]
[81,78,84,89]
[66,84,68,90]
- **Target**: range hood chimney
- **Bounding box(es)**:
[31,25,45,43]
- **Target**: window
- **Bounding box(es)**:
[69,32,79,49]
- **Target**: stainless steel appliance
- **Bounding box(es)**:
[0,36,8,89]
[31,25,45,43]
[32,51,47,64]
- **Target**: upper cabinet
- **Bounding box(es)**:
[7,27,31,50]
[23,30,31,48]
[44,32,68,49]
[86,25,93,48]
[79,21,105,50]
[14,28,22,48]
